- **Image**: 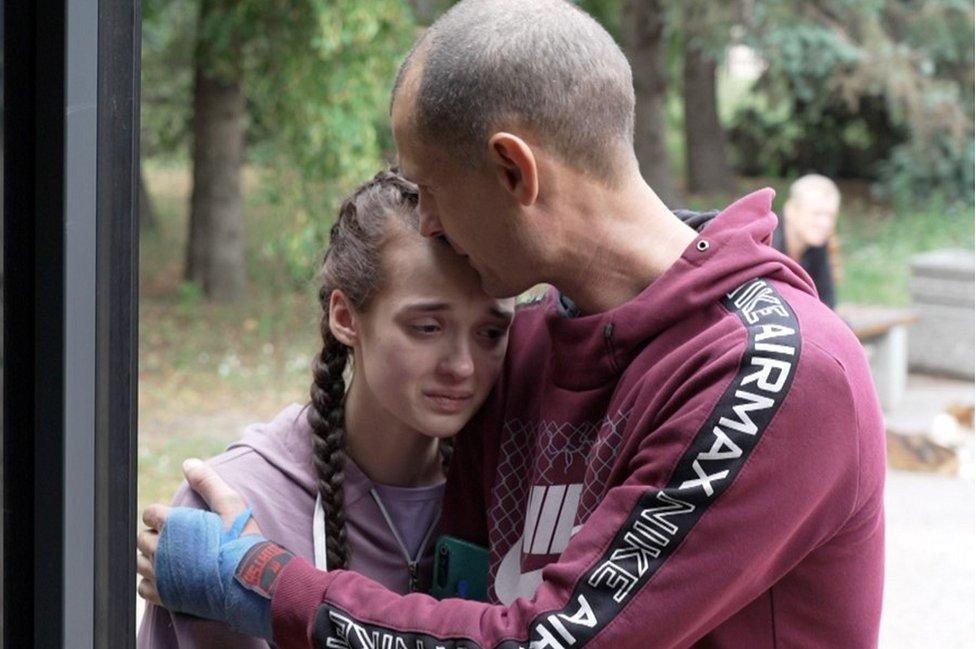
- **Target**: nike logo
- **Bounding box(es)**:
[494,483,583,605]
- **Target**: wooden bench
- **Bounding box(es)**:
[836,304,918,411]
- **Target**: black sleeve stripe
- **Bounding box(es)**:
[311,278,801,649]
[313,604,482,649]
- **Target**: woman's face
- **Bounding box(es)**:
[349,234,515,439]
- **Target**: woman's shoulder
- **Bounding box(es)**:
[168,445,292,509]
[170,403,317,508]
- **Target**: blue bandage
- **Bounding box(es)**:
[155,507,276,641]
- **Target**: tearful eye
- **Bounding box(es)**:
[478,326,508,343]
[411,322,442,336]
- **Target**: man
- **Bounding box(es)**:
[138,1,885,647]
[773,174,843,308]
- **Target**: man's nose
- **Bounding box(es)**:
[419,203,444,238]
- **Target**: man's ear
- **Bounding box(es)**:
[328,289,359,347]
[488,132,539,207]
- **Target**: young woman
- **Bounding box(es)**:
[137,169,516,648]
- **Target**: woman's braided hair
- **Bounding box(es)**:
[308,168,452,569]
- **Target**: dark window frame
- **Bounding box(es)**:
[3,0,140,646]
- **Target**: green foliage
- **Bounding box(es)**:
[728,96,908,180]
[141,0,196,158]
[876,135,975,207]
[577,0,624,40]
[754,23,861,103]
[733,0,974,206]
[142,0,418,285]
[728,9,901,180]
[177,280,206,308]
[246,0,417,284]
[837,201,975,305]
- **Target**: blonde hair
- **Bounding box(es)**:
[788,174,841,206]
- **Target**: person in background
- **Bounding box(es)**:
[772,173,842,308]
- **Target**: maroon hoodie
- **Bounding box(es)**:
[270,189,886,648]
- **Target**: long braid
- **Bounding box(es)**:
[308,324,351,568]
[306,169,420,568]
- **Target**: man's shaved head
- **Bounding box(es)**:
[392,0,635,183]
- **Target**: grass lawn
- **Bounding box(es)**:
[137,162,974,512]
[837,203,973,305]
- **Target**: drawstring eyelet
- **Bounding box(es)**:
[696,240,710,252]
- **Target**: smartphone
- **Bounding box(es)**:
[429,535,489,601]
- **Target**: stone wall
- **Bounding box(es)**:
[908,249,975,379]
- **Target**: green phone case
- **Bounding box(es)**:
[430,535,489,601]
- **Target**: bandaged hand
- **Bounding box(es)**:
[136,459,294,642]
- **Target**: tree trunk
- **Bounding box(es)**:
[682,31,734,195]
[185,62,246,300]
[623,0,679,207]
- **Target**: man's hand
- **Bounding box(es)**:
[136,458,264,606]
[183,457,263,532]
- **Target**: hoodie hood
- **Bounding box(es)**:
[225,403,375,507]
[545,189,817,389]
[226,403,318,496]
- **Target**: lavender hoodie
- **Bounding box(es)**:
[137,403,444,649]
